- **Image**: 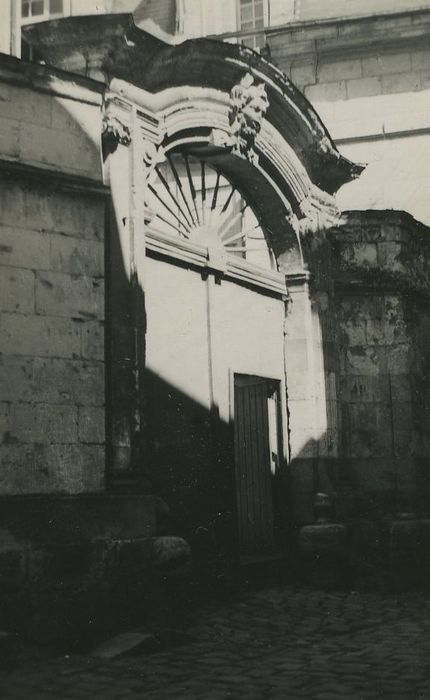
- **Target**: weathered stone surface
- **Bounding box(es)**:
[0,313,81,358]
[0,82,52,127]
[0,183,104,240]
[0,225,50,270]
[35,271,104,320]
[299,523,347,555]
[0,443,105,494]
[81,320,104,360]
[19,120,100,179]
[0,356,104,406]
[348,458,396,496]
[0,267,35,314]
[78,406,105,445]
[9,403,78,445]
[151,537,191,578]
[339,375,391,404]
[49,234,104,277]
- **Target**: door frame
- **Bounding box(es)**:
[228,367,289,465]
[229,367,290,562]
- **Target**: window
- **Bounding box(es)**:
[20,0,68,60]
[21,0,64,22]
[238,0,266,52]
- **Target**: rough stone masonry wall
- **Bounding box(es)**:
[0,65,106,494]
[329,211,430,520]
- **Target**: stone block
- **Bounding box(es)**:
[0,313,81,358]
[78,406,105,445]
[367,315,408,347]
[0,117,20,159]
[35,271,104,320]
[305,80,347,103]
[377,242,403,272]
[412,50,430,70]
[392,401,414,431]
[299,523,347,556]
[347,402,391,433]
[390,374,411,403]
[284,338,310,373]
[51,98,100,138]
[343,346,387,376]
[339,374,391,404]
[348,458,396,495]
[381,72,421,94]
[0,403,9,444]
[49,234,104,277]
[419,71,430,90]
[0,183,104,241]
[339,242,378,268]
[317,57,362,83]
[81,321,105,361]
[0,267,35,314]
[288,400,318,437]
[291,24,339,42]
[290,433,318,459]
[151,536,191,578]
[290,61,317,88]
[285,298,310,337]
[387,344,411,375]
[349,429,392,459]
[338,320,366,346]
[10,403,78,444]
[317,429,339,458]
[0,225,50,271]
[393,430,415,458]
[346,76,382,99]
[19,122,100,179]
[0,443,105,494]
[0,83,52,127]
[337,295,384,323]
[362,52,411,77]
[286,372,311,401]
[0,356,104,406]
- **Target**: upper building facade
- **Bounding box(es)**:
[3,1,430,56]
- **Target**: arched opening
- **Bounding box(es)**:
[146,153,276,272]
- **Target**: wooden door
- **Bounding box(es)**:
[234,374,281,561]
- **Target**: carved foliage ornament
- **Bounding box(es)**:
[229,73,269,160]
[211,73,269,164]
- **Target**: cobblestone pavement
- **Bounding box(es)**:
[2,586,430,699]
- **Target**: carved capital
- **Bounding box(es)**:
[290,188,345,237]
[102,113,131,147]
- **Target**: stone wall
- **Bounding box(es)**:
[267,9,430,226]
[0,56,106,494]
[296,0,425,22]
[286,211,430,527]
[330,211,430,519]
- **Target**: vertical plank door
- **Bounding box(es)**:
[234,375,279,561]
